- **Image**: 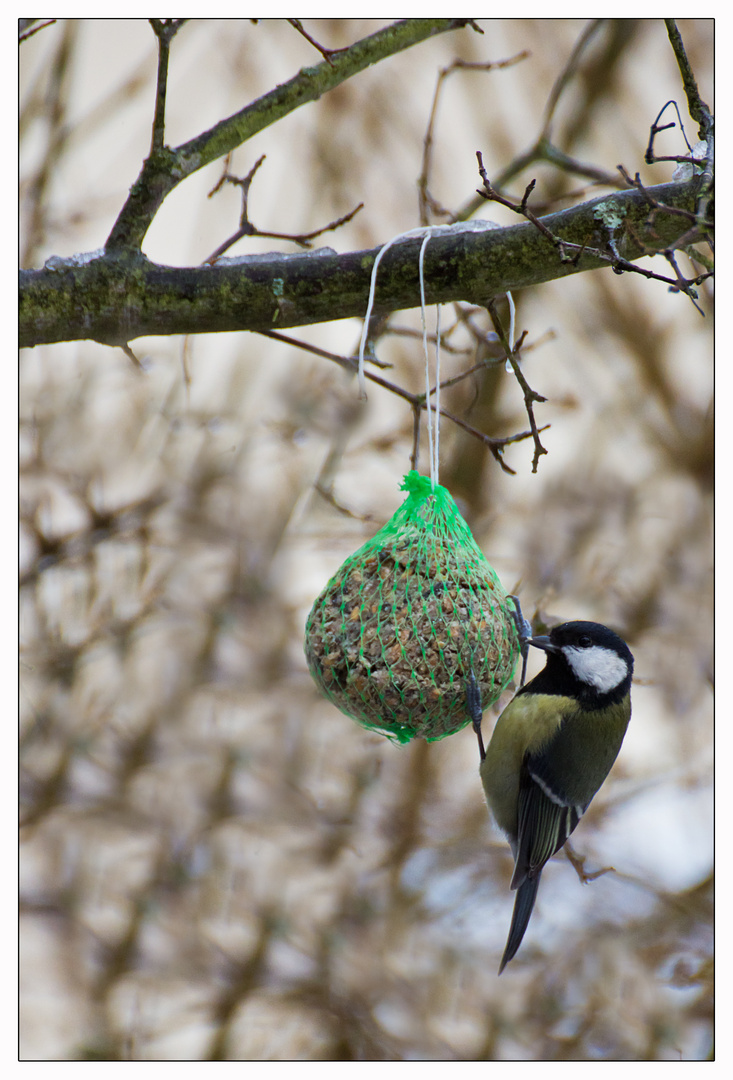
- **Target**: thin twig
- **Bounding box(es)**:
[478,152,711,313]
[19,19,57,43]
[645,100,693,165]
[386,325,470,357]
[456,20,627,222]
[149,20,187,154]
[314,483,374,520]
[418,51,529,225]
[119,343,142,369]
[664,20,713,140]
[476,152,574,262]
[205,155,363,262]
[661,248,705,315]
[258,328,541,474]
[564,841,615,885]
[663,21,714,243]
[487,299,548,473]
[288,19,347,66]
[616,166,713,264]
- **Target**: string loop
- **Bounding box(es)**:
[359,225,449,489]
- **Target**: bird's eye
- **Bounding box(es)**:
[578,635,592,648]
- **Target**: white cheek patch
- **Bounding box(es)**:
[563,644,628,693]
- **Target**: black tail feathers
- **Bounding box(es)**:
[498,871,542,974]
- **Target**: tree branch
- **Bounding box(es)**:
[664,19,713,140]
[20,178,706,349]
[149,20,187,154]
[259,328,541,475]
[103,19,479,253]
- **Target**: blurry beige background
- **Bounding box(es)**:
[20,19,713,1061]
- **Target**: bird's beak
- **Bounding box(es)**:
[528,634,559,653]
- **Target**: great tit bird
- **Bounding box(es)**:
[479,620,634,974]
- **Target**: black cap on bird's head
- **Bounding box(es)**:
[525,620,634,705]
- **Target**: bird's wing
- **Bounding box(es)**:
[511,726,590,890]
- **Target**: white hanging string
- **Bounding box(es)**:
[434,304,441,482]
[418,233,441,490]
[357,235,402,399]
[357,220,516,491]
[358,225,451,398]
[504,290,516,372]
[507,291,516,351]
[359,225,449,488]
[418,233,434,488]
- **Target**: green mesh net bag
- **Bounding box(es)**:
[304,471,520,743]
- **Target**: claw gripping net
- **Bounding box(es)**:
[305,471,520,743]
